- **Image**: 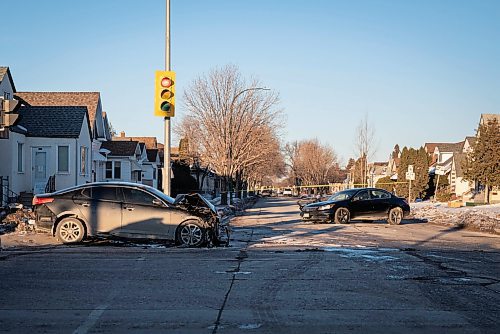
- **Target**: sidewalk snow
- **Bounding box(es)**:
[411,202,500,235]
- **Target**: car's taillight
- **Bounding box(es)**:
[32,197,54,206]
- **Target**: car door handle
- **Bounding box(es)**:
[81,202,90,207]
[124,206,135,211]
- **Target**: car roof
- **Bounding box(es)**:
[47,181,158,195]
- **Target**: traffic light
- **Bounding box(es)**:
[154,70,176,117]
[0,98,20,130]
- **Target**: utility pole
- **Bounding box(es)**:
[163,0,171,196]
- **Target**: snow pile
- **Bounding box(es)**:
[411,202,500,235]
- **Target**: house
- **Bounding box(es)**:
[1,67,20,204]
[99,141,143,183]
[112,132,161,188]
[9,105,92,194]
[14,92,111,182]
[143,149,160,188]
[368,162,388,186]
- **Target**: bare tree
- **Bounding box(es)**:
[353,114,376,187]
[177,65,283,201]
[286,139,339,192]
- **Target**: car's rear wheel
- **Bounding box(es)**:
[334,207,350,224]
[56,217,85,244]
[388,207,403,225]
[176,220,206,247]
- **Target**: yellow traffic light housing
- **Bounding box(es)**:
[154,70,176,117]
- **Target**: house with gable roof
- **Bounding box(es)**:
[11,105,92,194]
[14,91,112,183]
[99,140,143,183]
[112,131,161,189]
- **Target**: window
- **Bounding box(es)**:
[105,162,113,179]
[17,142,24,173]
[3,92,10,100]
[353,190,370,201]
[105,161,121,179]
[80,146,88,175]
[370,189,390,199]
[114,161,121,179]
[92,187,118,201]
[123,188,156,206]
[153,168,156,180]
[57,146,69,173]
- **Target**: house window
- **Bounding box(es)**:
[57,145,69,173]
[3,92,10,100]
[80,146,88,175]
[105,161,121,179]
[114,161,121,179]
[17,143,24,173]
[105,162,113,179]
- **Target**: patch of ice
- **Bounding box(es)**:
[239,323,262,329]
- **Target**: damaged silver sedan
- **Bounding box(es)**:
[33,182,229,247]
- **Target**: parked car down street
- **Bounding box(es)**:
[300,187,410,225]
[32,182,228,247]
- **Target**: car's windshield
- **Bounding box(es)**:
[328,189,359,202]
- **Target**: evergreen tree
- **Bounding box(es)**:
[464,118,500,203]
[395,147,430,200]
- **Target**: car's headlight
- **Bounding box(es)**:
[318,204,334,210]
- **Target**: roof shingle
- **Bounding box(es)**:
[15,92,100,131]
[16,106,87,138]
[101,141,139,156]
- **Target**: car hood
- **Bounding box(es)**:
[174,193,217,215]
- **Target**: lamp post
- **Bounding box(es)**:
[225,87,270,205]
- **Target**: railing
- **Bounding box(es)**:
[45,175,56,193]
[1,176,19,207]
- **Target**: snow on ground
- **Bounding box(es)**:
[411,201,500,235]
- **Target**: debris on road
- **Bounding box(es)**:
[0,207,37,234]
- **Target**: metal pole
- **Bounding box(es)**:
[408,179,412,203]
[163,0,171,196]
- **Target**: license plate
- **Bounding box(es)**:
[303,213,310,218]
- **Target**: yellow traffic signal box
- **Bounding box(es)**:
[154,70,175,117]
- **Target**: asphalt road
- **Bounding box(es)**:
[0,197,499,333]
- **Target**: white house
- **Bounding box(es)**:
[14,91,111,182]
[99,141,143,183]
[11,105,92,194]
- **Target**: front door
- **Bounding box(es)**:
[32,148,48,194]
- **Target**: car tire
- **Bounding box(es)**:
[56,217,85,244]
[334,207,350,224]
[388,207,403,225]
[176,220,206,247]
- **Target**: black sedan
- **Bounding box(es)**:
[300,188,410,225]
[33,182,228,247]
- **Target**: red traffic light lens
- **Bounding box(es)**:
[161,77,173,88]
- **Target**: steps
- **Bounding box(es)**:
[18,192,34,209]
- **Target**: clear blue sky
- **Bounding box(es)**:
[4,0,499,164]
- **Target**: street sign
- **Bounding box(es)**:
[405,171,415,181]
[407,165,414,173]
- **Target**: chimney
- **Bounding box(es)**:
[120,131,125,137]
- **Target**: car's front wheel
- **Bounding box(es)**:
[334,207,350,224]
[388,207,403,225]
[56,217,85,244]
[176,220,206,247]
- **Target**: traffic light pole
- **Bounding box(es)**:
[163,0,172,196]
